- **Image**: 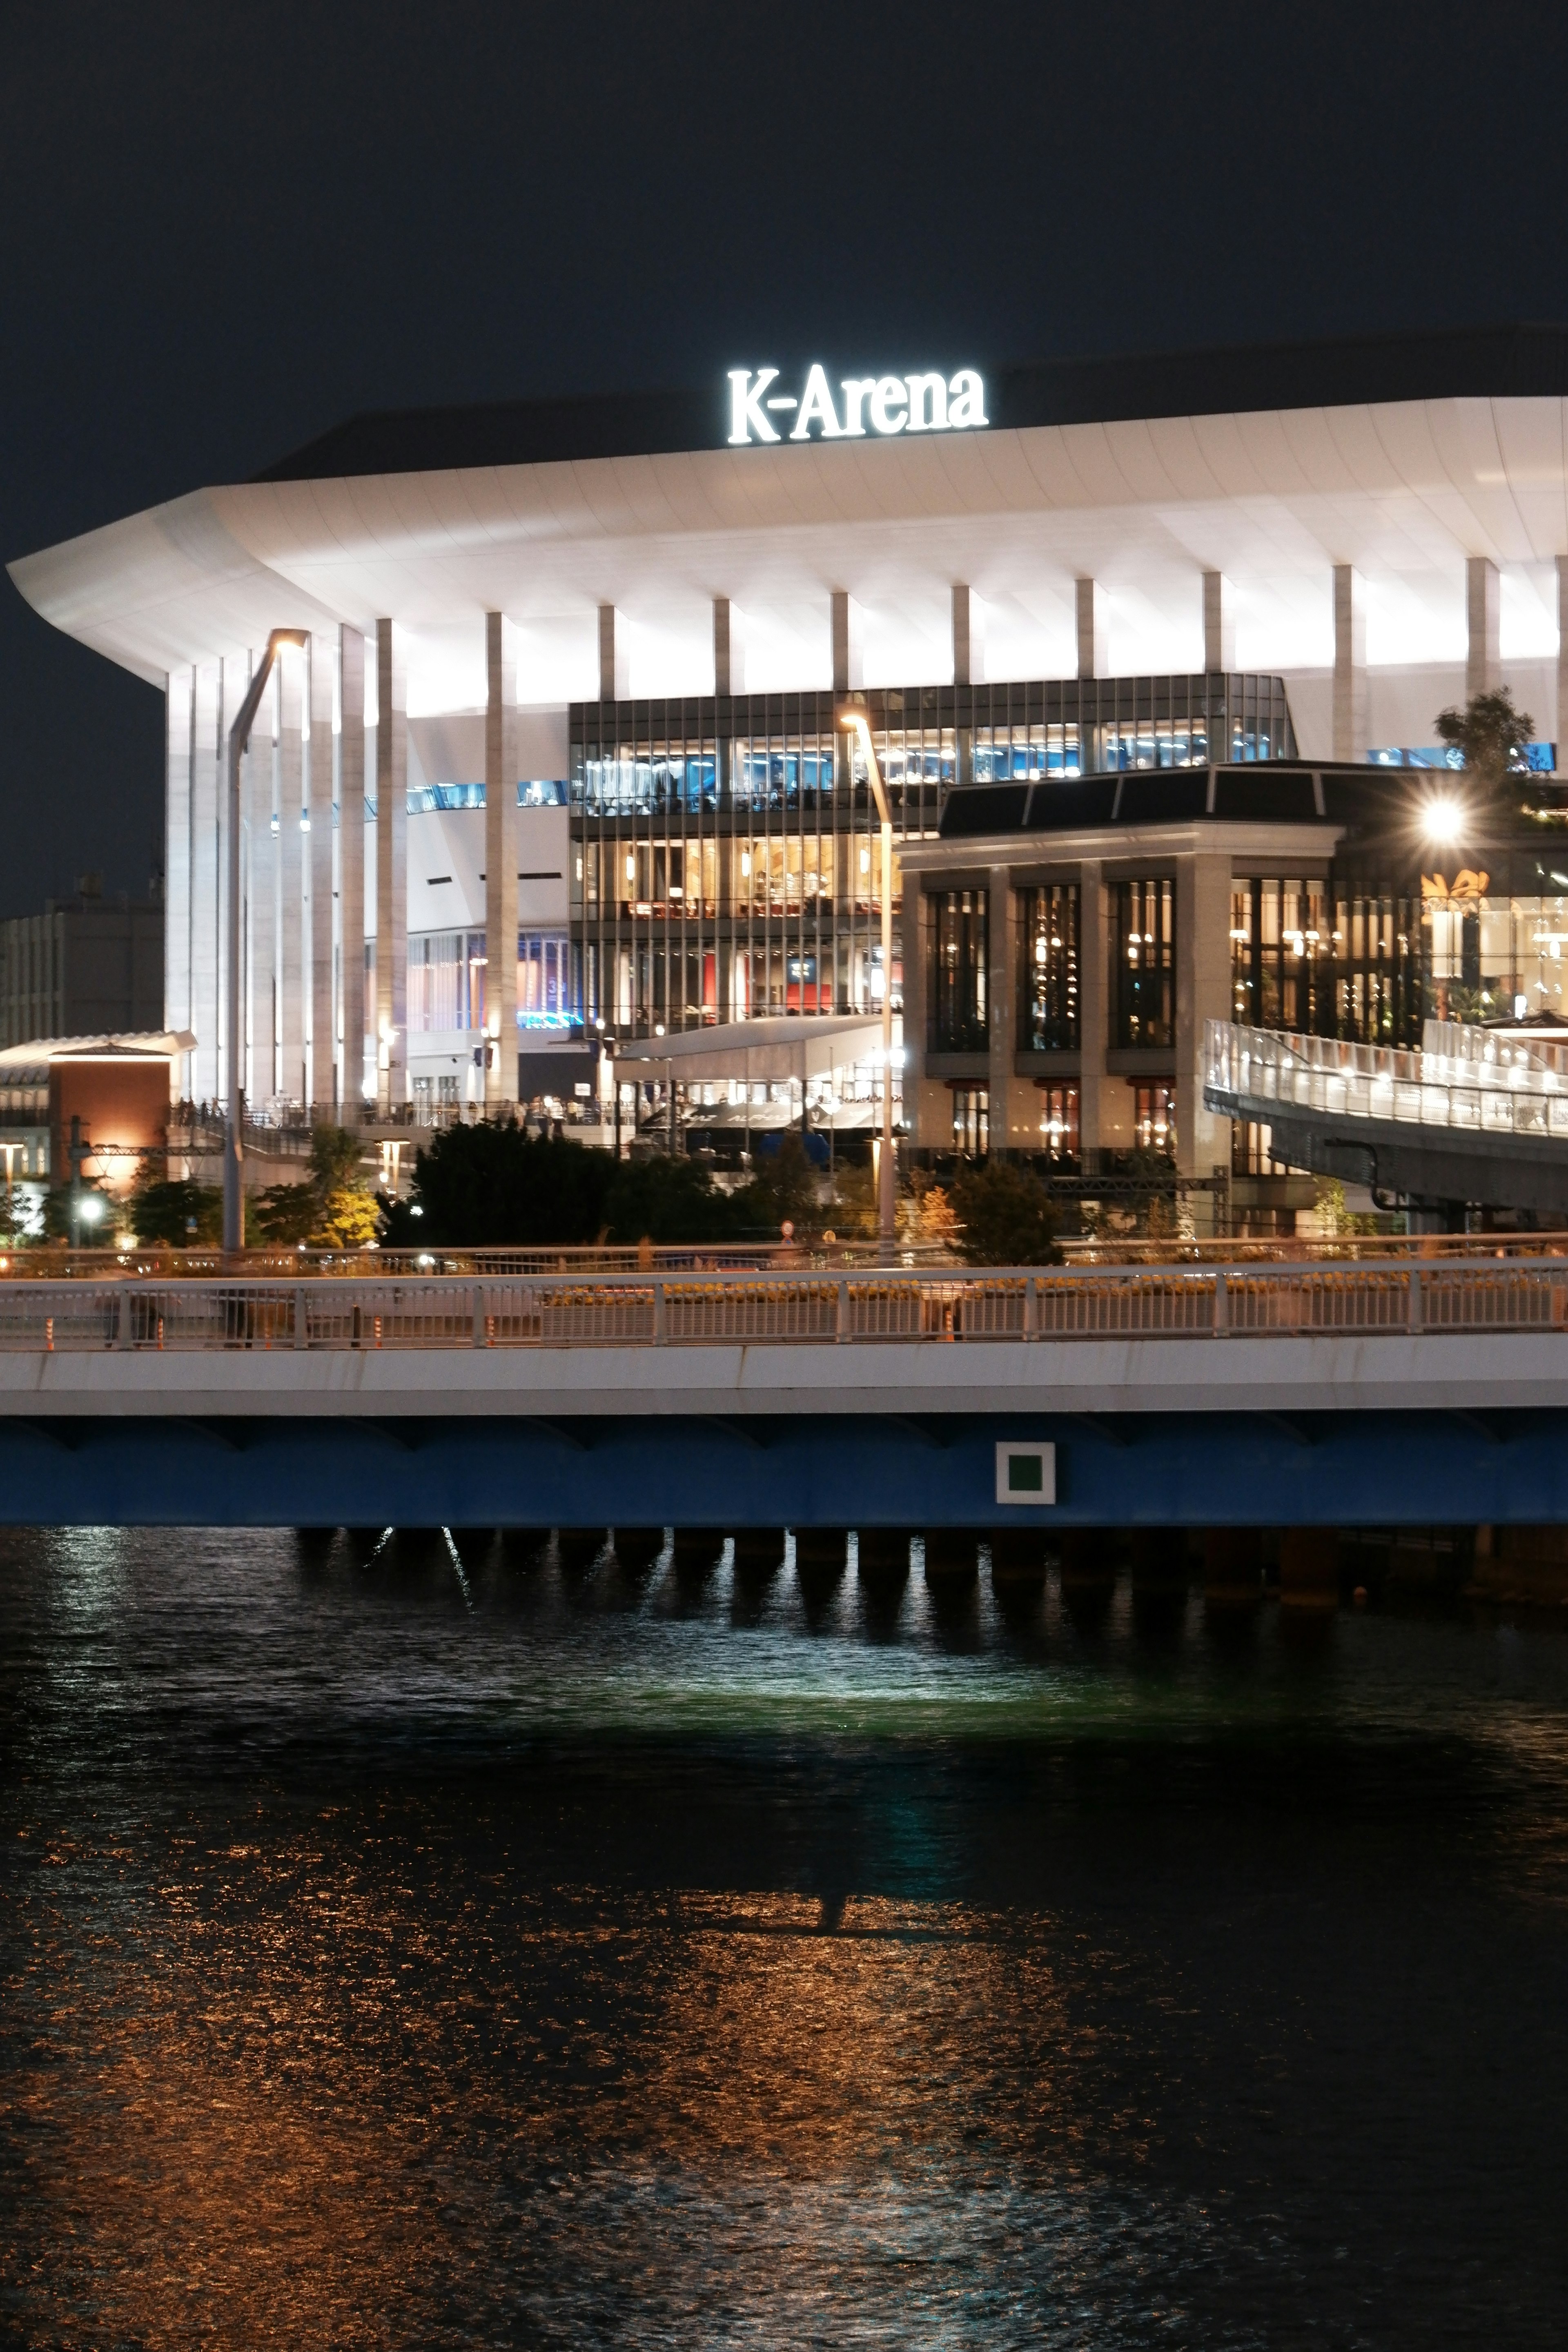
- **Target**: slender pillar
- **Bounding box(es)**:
[831,590,863,692]
[1176,851,1233,1199]
[1075,578,1105,679]
[987,864,1026,1151]
[338,628,365,1109]
[190,664,220,1105]
[485,612,520,1108]
[1557,558,1568,768]
[598,604,628,701]
[375,619,407,1108]
[952,585,985,686]
[713,597,744,696]
[277,649,305,1107]
[246,663,276,1105]
[1332,564,1368,764]
[1203,571,1234,672]
[307,633,336,1111]
[1076,858,1108,1155]
[164,668,193,1100]
[1466,556,1499,699]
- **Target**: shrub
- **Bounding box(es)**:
[128,1176,223,1245]
[951,1160,1062,1265]
[383,1120,616,1247]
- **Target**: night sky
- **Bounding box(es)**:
[5,0,1568,918]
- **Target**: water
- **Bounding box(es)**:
[2,1528,1566,2348]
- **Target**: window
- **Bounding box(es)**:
[931,889,988,1051]
[1131,1085,1176,1158]
[1034,1083,1079,1162]
[951,1085,989,1155]
[1115,880,1175,1047]
[1019,884,1078,1050]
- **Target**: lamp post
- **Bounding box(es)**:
[838,708,897,1258]
[224,630,308,1253]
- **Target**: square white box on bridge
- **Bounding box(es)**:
[996,1442,1056,1506]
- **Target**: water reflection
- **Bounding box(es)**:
[1,1527,1566,2345]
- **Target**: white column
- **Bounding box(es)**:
[1557,557,1568,768]
[164,668,193,1098]
[1332,564,1368,763]
[485,612,520,1107]
[952,585,985,686]
[190,664,220,1105]
[1176,852,1233,1186]
[1466,556,1499,699]
[987,864,1029,1150]
[713,597,744,695]
[245,660,278,1106]
[375,617,408,1107]
[1076,859,1108,1154]
[215,657,243,1110]
[598,604,628,700]
[339,628,366,1108]
[1075,578,1105,679]
[1203,572,1234,672]
[307,632,336,1110]
[831,590,862,692]
[277,649,305,1107]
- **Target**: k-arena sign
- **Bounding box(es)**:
[727,364,987,445]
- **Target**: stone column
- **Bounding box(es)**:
[1075,579,1105,678]
[277,649,305,1108]
[713,597,744,696]
[831,591,862,692]
[190,663,220,1105]
[1332,564,1368,763]
[1176,851,1233,1193]
[598,604,628,701]
[486,612,520,1108]
[307,633,336,1111]
[164,668,193,1100]
[246,662,277,1106]
[216,656,245,1110]
[1557,558,1568,766]
[952,586,984,686]
[1466,556,1499,699]
[1203,572,1234,671]
[1076,858,1109,1156]
[987,864,1029,1152]
[338,628,366,1111]
[375,619,407,1108]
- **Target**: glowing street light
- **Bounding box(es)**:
[838,706,896,1257]
[224,630,308,1252]
[1421,798,1465,847]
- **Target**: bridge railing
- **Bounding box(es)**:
[1205,1018,1568,1138]
[4,1260,1568,1351]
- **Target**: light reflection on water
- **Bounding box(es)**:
[2,1526,1566,2347]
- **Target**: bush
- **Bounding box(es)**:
[383,1121,617,1248]
[128,1176,222,1245]
[951,1161,1062,1266]
[603,1154,742,1245]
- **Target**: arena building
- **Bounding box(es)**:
[13,324,1568,1207]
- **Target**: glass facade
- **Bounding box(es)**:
[1229,880,1424,1046]
[1018,884,1078,1050]
[931,889,988,1051]
[951,1085,989,1154]
[408,930,578,1032]
[1131,1084,1177,1157]
[1115,880,1175,1048]
[1034,1082,1080,1160]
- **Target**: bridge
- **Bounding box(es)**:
[0,1257,1566,1532]
[1205,1017,1568,1217]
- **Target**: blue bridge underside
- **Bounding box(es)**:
[0,1411,1564,1528]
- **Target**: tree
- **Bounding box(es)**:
[730,1131,820,1238]
[253,1125,377,1248]
[1433,687,1536,800]
[127,1174,222,1245]
[381,1120,617,1248]
[951,1160,1062,1266]
[602,1153,742,1245]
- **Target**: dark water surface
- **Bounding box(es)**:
[2,1527,1566,2348]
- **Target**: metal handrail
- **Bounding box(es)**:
[1206,1016,1568,1140]
[1,1259,1566,1351]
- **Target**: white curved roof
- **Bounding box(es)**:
[11,395,1568,700]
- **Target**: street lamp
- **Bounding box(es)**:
[838,706,897,1257]
[224,629,308,1252]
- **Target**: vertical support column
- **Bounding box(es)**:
[831,590,862,692]
[987,864,1026,1152]
[246,662,277,1106]
[598,604,628,701]
[1076,859,1109,1156]
[277,648,305,1107]
[900,877,932,1147]
[307,633,336,1112]
[1176,852,1233,1209]
[485,612,520,1109]
[1202,571,1234,672]
[164,669,193,1102]
[1556,557,1568,768]
[952,586,984,686]
[713,597,744,696]
[1332,564,1368,764]
[190,664,220,1105]
[338,627,366,1111]
[375,618,407,1108]
[1466,556,1499,699]
[1075,578,1105,678]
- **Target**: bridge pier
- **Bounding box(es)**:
[1278,1526,1341,1608]
[557,1527,606,1572]
[924,1528,981,1588]
[612,1526,665,1573]
[856,1529,910,1597]
[671,1527,723,1575]
[794,1526,848,1605]
[989,1527,1048,1590]
[1203,1526,1265,1607]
